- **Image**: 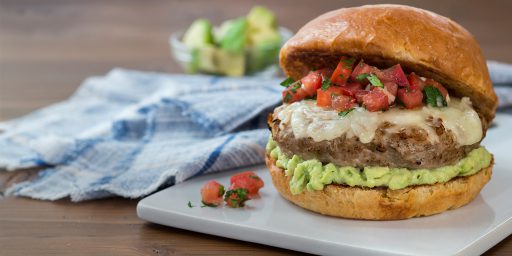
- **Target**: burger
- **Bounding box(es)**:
[265,5,497,220]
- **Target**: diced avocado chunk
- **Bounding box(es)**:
[247,6,280,46]
[218,17,248,54]
[246,27,281,73]
[249,28,281,46]
[247,6,278,32]
[215,49,245,76]
[245,6,281,73]
[182,19,215,73]
[193,46,245,76]
[182,19,214,48]
[192,45,218,74]
[181,6,281,76]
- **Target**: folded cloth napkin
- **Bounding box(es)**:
[1,61,512,201]
[488,61,512,109]
[0,69,281,201]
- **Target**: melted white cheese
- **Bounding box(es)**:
[275,98,482,146]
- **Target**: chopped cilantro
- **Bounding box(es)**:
[321,78,332,91]
[218,185,225,197]
[187,201,195,208]
[338,108,355,117]
[290,83,301,93]
[280,77,295,87]
[423,85,447,107]
[356,73,369,82]
[368,74,384,88]
[224,188,249,208]
[342,58,355,68]
[284,91,292,103]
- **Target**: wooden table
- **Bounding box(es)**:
[1,0,511,255]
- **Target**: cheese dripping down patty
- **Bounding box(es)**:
[275,97,482,146]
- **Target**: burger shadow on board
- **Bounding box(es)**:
[268,192,494,232]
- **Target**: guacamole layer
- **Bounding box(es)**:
[266,137,492,195]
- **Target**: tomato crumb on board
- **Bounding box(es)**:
[224,188,249,208]
[230,171,264,198]
[280,56,450,114]
[197,171,264,208]
[200,180,225,207]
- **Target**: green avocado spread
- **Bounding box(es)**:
[266,137,492,194]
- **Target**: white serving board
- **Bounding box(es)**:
[137,114,512,256]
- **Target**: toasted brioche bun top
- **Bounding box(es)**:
[280,4,497,126]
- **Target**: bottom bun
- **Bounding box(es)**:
[266,154,492,220]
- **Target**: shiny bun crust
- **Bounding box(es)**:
[266,154,492,220]
[280,4,497,127]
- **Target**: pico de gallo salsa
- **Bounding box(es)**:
[198,171,264,208]
[281,56,449,115]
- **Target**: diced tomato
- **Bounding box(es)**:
[408,73,425,91]
[301,71,322,96]
[282,86,307,103]
[377,64,409,87]
[316,89,331,107]
[224,188,249,208]
[319,68,333,79]
[350,61,376,85]
[331,94,357,112]
[339,82,364,97]
[279,56,450,111]
[382,83,397,105]
[200,180,225,206]
[230,171,259,184]
[355,90,369,103]
[424,78,449,99]
[383,82,398,96]
[397,88,423,109]
[316,86,345,108]
[362,88,389,112]
[230,171,264,198]
[331,56,355,86]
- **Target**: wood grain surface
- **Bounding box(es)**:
[0,0,511,255]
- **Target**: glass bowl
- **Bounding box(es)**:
[169,27,293,77]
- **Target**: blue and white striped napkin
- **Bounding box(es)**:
[1,61,512,201]
[0,69,281,201]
